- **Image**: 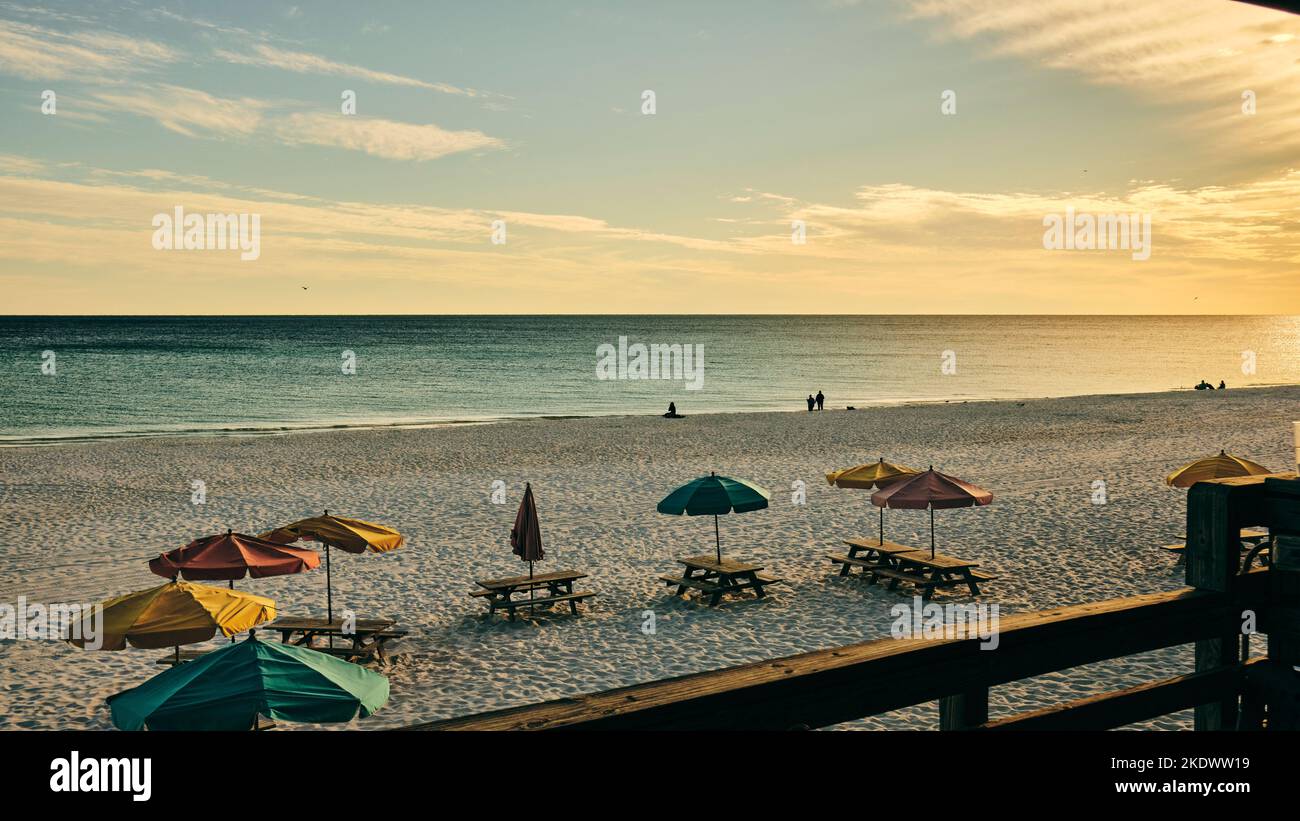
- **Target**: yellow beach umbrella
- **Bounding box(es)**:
[261,510,404,622]
[1165,450,1272,488]
[66,580,275,651]
[826,457,919,545]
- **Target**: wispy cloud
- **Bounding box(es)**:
[908,0,1300,150]
[0,19,179,78]
[87,84,267,138]
[213,42,483,97]
[273,112,505,161]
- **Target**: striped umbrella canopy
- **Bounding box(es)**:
[149,530,320,588]
[260,510,403,623]
[657,472,770,563]
[107,632,389,731]
[1165,450,1272,488]
[871,467,993,558]
[826,457,919,545]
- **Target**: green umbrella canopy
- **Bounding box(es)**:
[657,473,770,516]
[106,634,389,731]
[657,473,770,563]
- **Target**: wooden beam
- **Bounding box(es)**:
[980,664,1249,731]
[408,573,1267,731]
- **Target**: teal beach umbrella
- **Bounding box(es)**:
[107,633,389,731]
[657,472,770,563]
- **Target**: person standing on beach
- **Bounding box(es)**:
[806,394,815,412]
[816,390,824,411]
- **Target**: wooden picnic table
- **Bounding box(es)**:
[828,539,921,576]
[659,555,785,606]
[869,550,995,600]
[471,569,597,620]
[267,617,408,664]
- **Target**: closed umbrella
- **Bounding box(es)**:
[511,482,545,612]
[826,457,918,545]
[1165,450,1272,488]
[106,632,389,731]
[261,511,403,623]
[657,472,770,563]
[871,466,993,558]
[149,529,320,588]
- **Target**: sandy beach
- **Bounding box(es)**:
[1,385,1296,730]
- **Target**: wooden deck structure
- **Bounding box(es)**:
[410,474,1300,731]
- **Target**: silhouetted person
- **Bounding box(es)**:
[806,394,815,412]
[663,401,682,419]
[816,390,824,411]
[1219,380,1226,390]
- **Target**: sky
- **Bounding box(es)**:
[0,0,1297,314]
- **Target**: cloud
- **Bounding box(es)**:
[908,0,1300,150]
[0,19,179,78]
[273,112,504,161]
[213,43,483,97]
[0,155,1296,313]
[87,84,267,138]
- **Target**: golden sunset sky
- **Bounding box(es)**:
[1,0,1297,313]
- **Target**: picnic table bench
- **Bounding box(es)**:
[879,550,995,600]
[660,555,784,606]
[828,539,922,577]
[268,617,408,664]
[471,569,597,620]
[829,539,995,599]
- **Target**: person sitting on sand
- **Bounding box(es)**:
[1219,380,1226,390]
[1195,380,1211,390]
[663,401,683,419]
[806,394,815,412]
[816,390,824,411]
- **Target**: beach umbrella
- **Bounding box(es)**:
[510,482,545,613]
[106,632,389,731]
[261,511,403,623]
[871,466,993,558]
[65,581,275,658]
[148,529,320,588]
[657,472,770,563]
[1165,450,1272,488]
[826,457,919,545]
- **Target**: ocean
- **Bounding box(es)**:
[2,315,1297,445]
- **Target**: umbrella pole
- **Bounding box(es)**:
[879,505,884,546]
[174,645,179,664]
[930,507,936,559]
[714,514,721,564]
[326,544,334,650]
[325,544,333,623]
[529,560,535,615]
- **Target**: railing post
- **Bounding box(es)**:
[1258,478,1300,729]
[1185,479,1265,730]
[939,690,988,730]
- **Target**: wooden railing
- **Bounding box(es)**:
[409,475,1300,731]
